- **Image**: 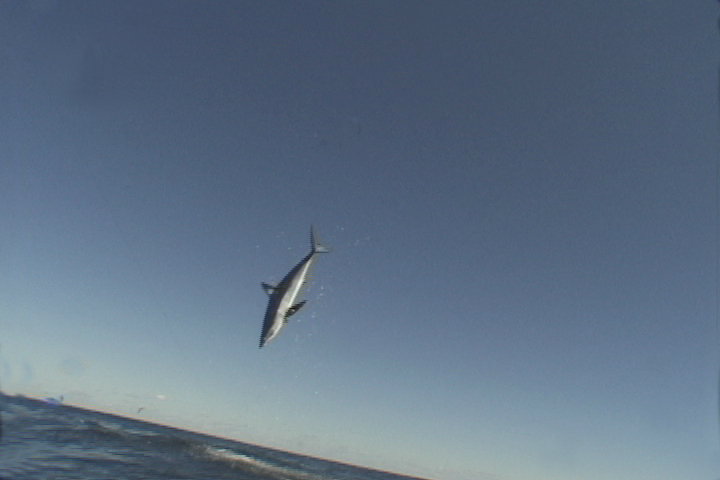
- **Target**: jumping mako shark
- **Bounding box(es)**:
[259,226,330,348]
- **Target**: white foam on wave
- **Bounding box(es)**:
[204,446,276,468]
[90,419,159,438]
[202,446,326,480]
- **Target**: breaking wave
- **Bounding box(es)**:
[199,445,330,480]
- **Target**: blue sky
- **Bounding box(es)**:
[1,1,719,479]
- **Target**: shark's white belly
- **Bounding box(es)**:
[266,258,315,343]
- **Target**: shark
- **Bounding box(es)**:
[259,226,330,348]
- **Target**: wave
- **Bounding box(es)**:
[1,397,198,453]
[204,446,276,467]
[75,418,201,455]
[78,418,161,439]
[0,395,401,480]
[199,445,333,480]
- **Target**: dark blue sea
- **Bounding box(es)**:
[0,395,428,480]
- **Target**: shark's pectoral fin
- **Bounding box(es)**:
[262,283,277,295]
[285,300,307,319]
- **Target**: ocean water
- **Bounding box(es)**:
[0,395,426,480]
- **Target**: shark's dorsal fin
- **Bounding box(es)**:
[262,283,277,295]
[284,300,307,319]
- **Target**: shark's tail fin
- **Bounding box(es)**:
[310,226,330,253]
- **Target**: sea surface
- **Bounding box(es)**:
[0,394,427,480]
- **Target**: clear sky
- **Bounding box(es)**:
[1,1,719,479]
